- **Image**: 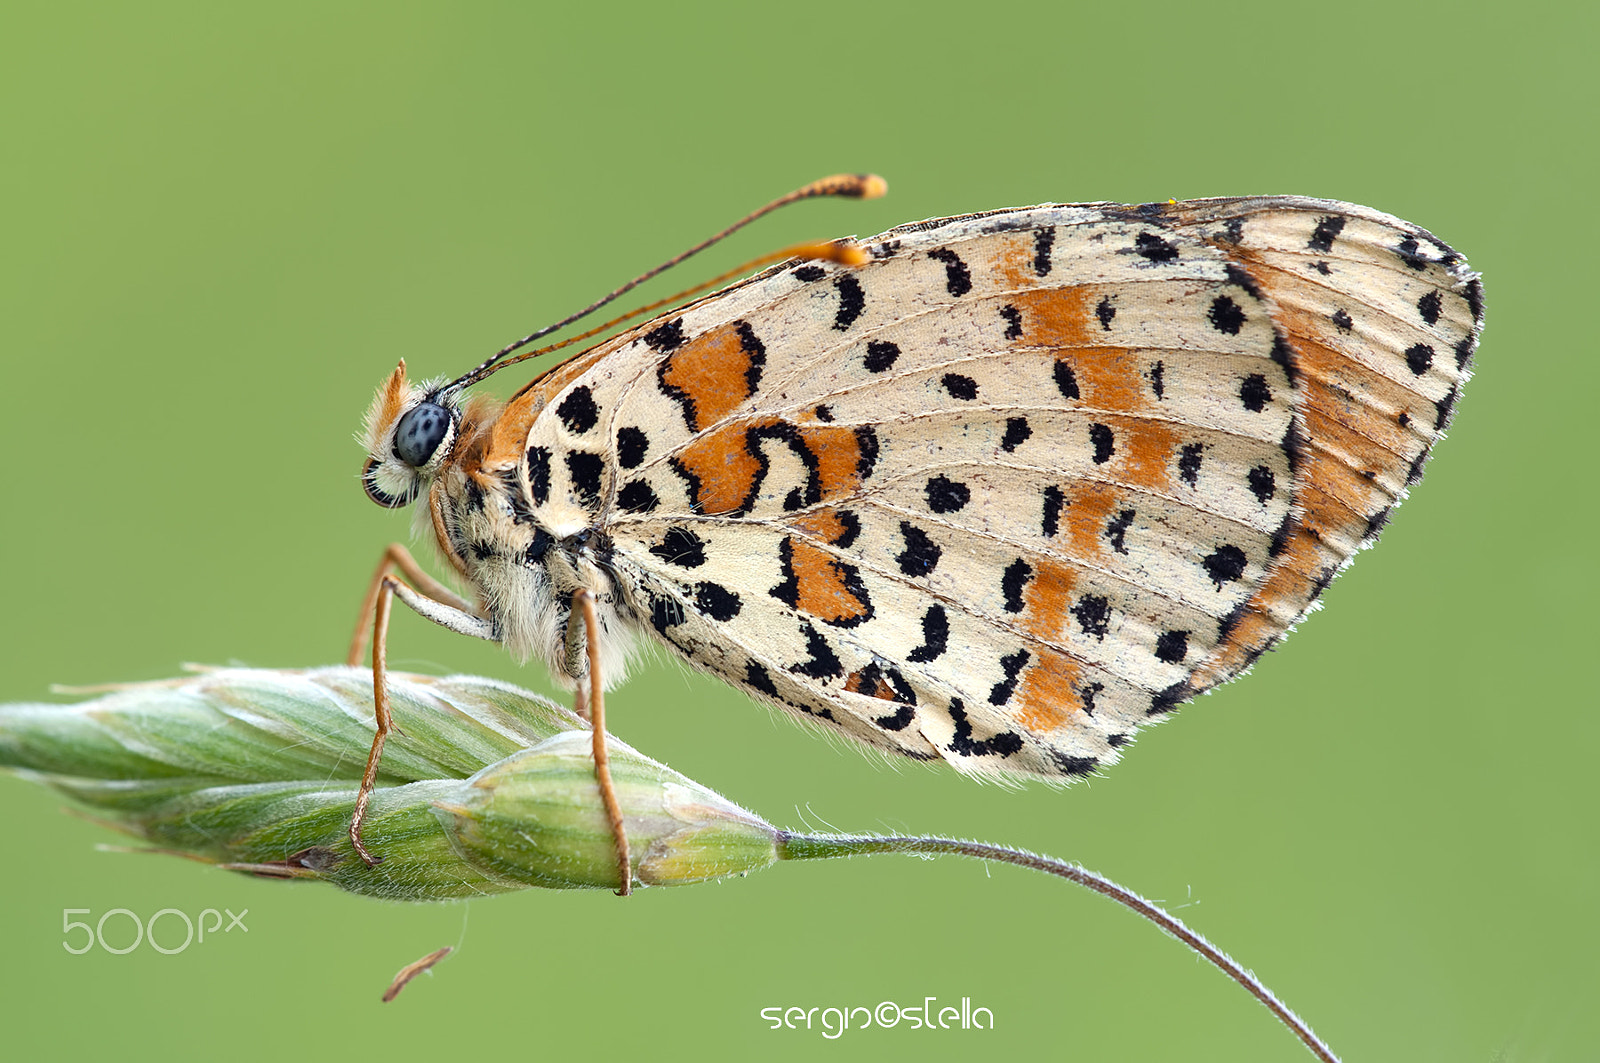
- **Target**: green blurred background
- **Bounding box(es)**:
[2,1,1592,1059]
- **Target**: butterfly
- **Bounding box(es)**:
[349,175,1482,877]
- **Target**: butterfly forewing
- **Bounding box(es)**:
[480,196,1481,780]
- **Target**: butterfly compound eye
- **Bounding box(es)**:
[393,402,451,467]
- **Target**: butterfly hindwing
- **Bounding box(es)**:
[491,197,1481,779]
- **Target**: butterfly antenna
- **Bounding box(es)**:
[448,173,887,391]
[489,238,871,381]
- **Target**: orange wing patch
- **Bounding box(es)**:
[671,418,877,517]
[1108,415,1180,490]
[1008,286,1096,349]
[658,320,766,432]
[671,422,764,515]
[1057,482,1125,563]
[1018,557,1077,642]
[1013,647,1082,734]
[991,230,1045,290]
[788,506,859,547]
[771,536,873,628]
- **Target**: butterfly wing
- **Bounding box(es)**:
[513,198,1482,779]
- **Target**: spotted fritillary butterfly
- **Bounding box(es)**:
[357,186,1482,785]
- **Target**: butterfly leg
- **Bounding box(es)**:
[347,542,477,667]
[569,588,632,896]
[350,564,496,867]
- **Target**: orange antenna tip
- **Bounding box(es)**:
[792,240,869,267]
[797,173,889,201]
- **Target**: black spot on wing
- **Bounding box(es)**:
[1395,236,1429,270]
[864,340,899,373]
[1089,423,1115,464]
[1104,509,1134,555]
[948,698,1024,757]
[941,373,979,400]
[616,426,649,469]
[896,521,941,577]
[1405,344,1434,375]
[1417,290,1442,325]
[926,247,973,296]
[745,660,780,697]
[852,425,880,481]
[829,510,861,548]
[987,650,1029,706]
[617,479,659,514]
[649,593,685,633]
[643,318,685,352]
[1135,232,1179,263]
[1000,304,1023,339]
[1001,558,1033,613]
[1268,513,1293,559]
[650,527,707,568]
[1032,228,1054,276]
[1073,594,1110,640]
[792,264,825,282]
[1050,751,1098,776]
[875,702,916,732]
[906,604,948,663]
[1270,331,1296,383]
[1331,309,1354,334]
[556,386,598,435]
[1001,417,1031,452]
[1178,442,1203,487]
[1434,385,1460,430]
[1464,278,1485,324]
[1054,360,1080,399]
[1208,295,1245,335]
[791,622,843,679]
[1223,264,1262,301]
[1154,629,1189,664]
[565,451,604,505]
[832,275,865,331]
[1148,360,1165,400]
[694,581,742,621]
[1280,419,1305,475]
[1042,485,1065,537]
[1247,465,1276,505]
[1307,215,1346,253]
[852,662,916,707]
[527,446,552,506]
[925,475,970,513]
[1216,600,1249,641]
[1239,374,1272,412]
[1149,681,1189,715]
[1201,544,1247,589]
[1095,296,1116,331]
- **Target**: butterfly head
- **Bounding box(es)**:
[359,359,462,508]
